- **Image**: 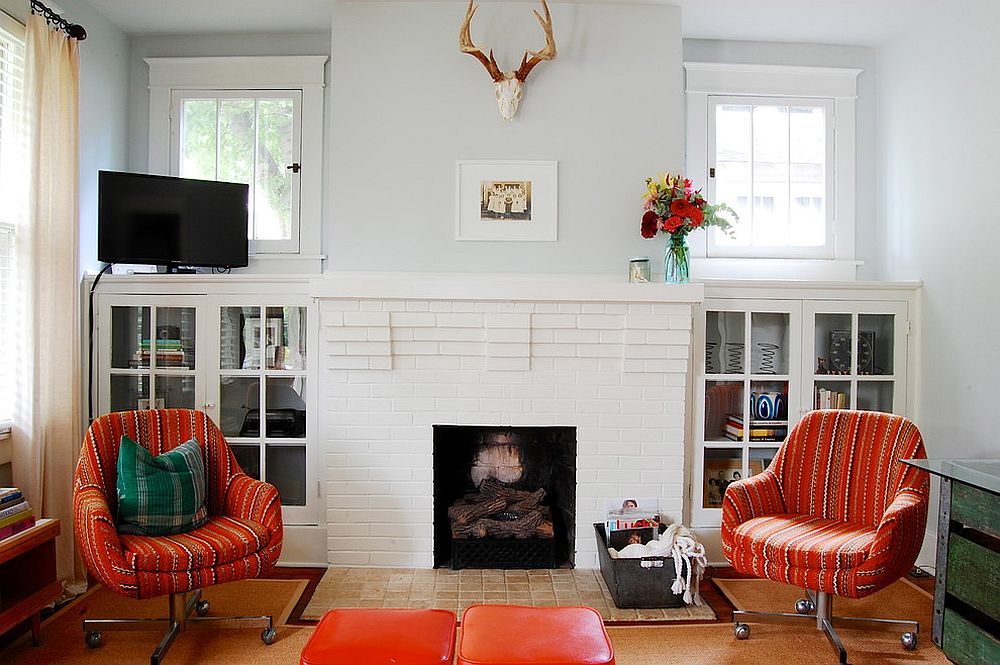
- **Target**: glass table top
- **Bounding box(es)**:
[902,458,1000,495]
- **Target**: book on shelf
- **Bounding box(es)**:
[0,488,23,507]
[0,514,36,541]
[815,388,848,409]
[0,505,32,529]
[0,499,29,521]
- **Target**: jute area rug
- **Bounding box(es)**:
[301,567,716,623]
[711,577,951,664]
[0,578,312,665]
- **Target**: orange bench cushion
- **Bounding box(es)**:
[458,605,614,665]
[300,608,457,665]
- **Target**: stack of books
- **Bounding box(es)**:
[724,414,788,442]
[815,388,848,409]
[132,339,186,367]
[0,487,35,541]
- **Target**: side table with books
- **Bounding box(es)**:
[0,518,61,645]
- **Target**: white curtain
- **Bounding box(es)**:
[12,13,85,594]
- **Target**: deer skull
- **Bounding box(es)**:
[459,0,557,121]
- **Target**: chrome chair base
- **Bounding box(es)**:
[732,590,918,665]
[82,589,276,665]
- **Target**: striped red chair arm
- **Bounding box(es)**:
[73,486,136,591]
[861,489,929,588]
[223,474,283,548]
[721,469,786,551]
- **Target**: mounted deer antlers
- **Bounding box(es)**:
[459,0,557,121]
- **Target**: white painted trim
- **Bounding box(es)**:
[145,56,328,89]
[0,9,24,37]
[146,56,328,268]
[691,258,860,282]
[684,62,862,98]
[308,272,705,303]
[684,62,859,269]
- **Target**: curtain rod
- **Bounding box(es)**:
[30,0,86,40]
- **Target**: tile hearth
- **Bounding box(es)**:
[301,568,715,623]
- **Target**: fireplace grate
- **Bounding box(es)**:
[451,537,555,570]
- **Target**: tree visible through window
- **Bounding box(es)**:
[172,91,301,252]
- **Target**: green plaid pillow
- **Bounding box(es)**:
[115,434,208,536]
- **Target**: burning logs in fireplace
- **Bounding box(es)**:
[448,478,554,540]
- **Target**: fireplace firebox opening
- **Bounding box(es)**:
[432,425,576,569]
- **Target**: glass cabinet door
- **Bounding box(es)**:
[806,302,906,415]
[215,303,313,523]
[694,300,800,527]
[103,300,200,414]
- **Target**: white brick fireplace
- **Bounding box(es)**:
[311,274,703,569]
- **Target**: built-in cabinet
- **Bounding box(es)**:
[91,276,323,562]
[690,283,918,528]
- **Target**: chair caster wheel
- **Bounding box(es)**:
[85,631,102,649]
[795,598,815,615]
[735,623,751,640]
[262,627,277,645]
[901,632,917,651]
[195,600,210,616]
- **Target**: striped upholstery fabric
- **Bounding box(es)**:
[74,409,283,600]
[721,410,928,599]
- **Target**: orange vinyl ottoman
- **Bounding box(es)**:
[300,608,457,665]
[457,605,615,665]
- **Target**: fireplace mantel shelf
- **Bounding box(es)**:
[308,272,705,303]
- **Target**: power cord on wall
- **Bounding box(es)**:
[87,263,112,424]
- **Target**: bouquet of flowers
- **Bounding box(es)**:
[641,174,737,239]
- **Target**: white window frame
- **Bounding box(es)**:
[169,89,303,254]
[685,63,861,279]
[0,10,24,431]
[146,56,327,272]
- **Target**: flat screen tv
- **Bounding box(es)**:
[98,171,249,270]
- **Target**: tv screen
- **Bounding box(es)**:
[98,171,249,269]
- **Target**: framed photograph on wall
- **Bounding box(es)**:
[455,160,558,241]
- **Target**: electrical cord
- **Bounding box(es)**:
[87,263,112,423]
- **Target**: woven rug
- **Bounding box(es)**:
[301,567,715,623]
[712,577,949,663]
[0,578,310,665]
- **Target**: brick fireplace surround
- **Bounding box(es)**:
[312,275,704,569]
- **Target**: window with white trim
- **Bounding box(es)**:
[0,11,24,427]
[685,63,860,265]
[147,57,327,270]
[172,90,302,253]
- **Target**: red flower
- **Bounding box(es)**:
[641,210,659,238]
[688,207,704,224]
[663,216,685,233]
[669,199,690,216]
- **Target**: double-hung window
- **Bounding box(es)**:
[0,11,25,428]
[172,90,302,253]
[147,57,327,270]
[685,63,860,272]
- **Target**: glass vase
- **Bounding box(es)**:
[664,234,690,284]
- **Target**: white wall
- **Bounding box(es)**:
[327,1,682,274]
[0,0,130,274]
[878,1,1000,461]
[683,39,880,280]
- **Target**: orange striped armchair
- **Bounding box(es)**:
[73,409,283,661]
[721,410,929,662]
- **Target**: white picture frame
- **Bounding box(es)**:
[455,160,558,241]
